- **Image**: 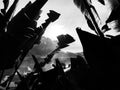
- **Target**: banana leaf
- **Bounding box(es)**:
[76,27,120,88]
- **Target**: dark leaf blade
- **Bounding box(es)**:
[90,5,101,20]
[31,54,39,70]
[98,0,105,5]
[85,15,95,31]
[57,34,75,47]
[3,0,9,10]
[5,0,19,22]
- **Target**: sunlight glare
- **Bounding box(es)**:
[43,24,67,40]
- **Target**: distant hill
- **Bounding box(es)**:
[29,36,57,57]
[67,52,84,58]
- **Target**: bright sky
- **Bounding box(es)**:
[0,0,113,53]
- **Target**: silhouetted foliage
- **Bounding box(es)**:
[57,34,75,47]
[2,0,120,90]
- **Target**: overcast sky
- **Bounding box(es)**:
[0,0,113,53]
